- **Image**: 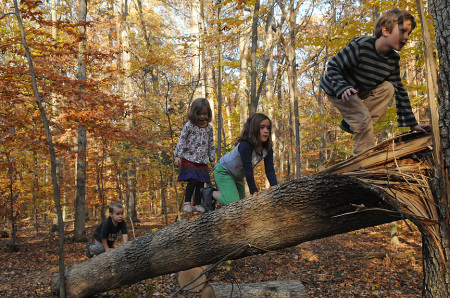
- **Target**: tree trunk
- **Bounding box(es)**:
[32,150,39,234]
[5,151,17,250]
[74,0,88,242]
[126,162,138,222]
[190,0,204,99]
[424,0,450,296]
[200,0,216,120]
[54,172,403,297]
[74,129,87,240]
[317,45,328,170]
[225,96,232,143]
[120,0,138,222]
[264,1,277,180]
[287,3,300,178]
[248,0,259,116]
[217,5,224,158]
[238,21,249,129]
[275,68,285,178]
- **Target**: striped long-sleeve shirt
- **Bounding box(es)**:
[320,36,417,127]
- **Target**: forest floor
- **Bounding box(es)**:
[0,214,422,297]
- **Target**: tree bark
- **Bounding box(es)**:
[238,21,249,129]
[248,0,259,116]
[190,0,204,99]
[74,126,87,241]
[287,3,300,178]
[424,0,450,296]
[317,44,328,169]
[54,173,402,297]
[119,0,138,222]
[5,151,17,250]
[216,5,224,158]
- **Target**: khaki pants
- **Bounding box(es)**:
[328,81,395,156]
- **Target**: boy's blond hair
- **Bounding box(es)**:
[374,8,416,38]
[109,202,124,214]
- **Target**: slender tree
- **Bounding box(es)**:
[12,1,66,295]
[249,0,260,115]
[190,0,205,98]
[287,2,301,178]
[74,0,88,242]
[238,20,250,129]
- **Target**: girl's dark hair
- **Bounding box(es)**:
[237,113,273,150]
[188,98,212,125]
[374,8,416,38]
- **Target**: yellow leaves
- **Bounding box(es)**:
[219,260,233,271]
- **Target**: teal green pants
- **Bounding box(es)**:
[214,163,246,206]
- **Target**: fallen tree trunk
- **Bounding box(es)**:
[53,132,434,297]
[54,174,402,297]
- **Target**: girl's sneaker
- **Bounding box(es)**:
[193,205,206,213]
[183,202,193,213]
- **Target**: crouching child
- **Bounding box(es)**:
[86,202,128,258]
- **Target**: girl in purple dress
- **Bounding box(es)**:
[174,98,216,213]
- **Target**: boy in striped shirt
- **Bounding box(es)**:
[320,8,430,156]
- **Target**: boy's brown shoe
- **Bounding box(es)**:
[339,119,353,134]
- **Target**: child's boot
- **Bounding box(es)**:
[86,242,93,259]
[201,187,216,212]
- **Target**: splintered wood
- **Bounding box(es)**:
[320,132,443,261]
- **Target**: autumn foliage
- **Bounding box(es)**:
[0,0,434,295]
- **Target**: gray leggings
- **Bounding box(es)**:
[88,239,106,256]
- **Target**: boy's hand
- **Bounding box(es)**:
[341,87,358,102]
[210,161,216,168]
[102,239,109,251]
[174,157,181,166]
[410,123,431,134]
